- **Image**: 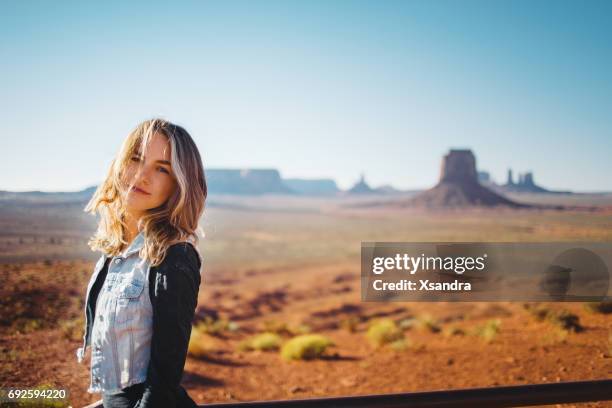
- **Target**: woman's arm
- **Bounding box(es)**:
[134,243,201,408]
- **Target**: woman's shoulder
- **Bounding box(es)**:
[159,240,202,271]
[147,241,202,304]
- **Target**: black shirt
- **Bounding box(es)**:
[87,242,201,408]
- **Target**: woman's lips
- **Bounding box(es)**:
[131,186,151,195]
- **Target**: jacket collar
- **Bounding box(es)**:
[121,230,145,258]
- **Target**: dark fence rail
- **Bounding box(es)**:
[84,379,612,408]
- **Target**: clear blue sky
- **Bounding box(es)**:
[1,0,611,192]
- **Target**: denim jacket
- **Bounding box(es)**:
[76,231,202,407]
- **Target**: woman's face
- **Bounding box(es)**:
[123,131,178,217]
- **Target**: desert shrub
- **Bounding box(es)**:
[289,324,312,335]
[261,320,311,336]
[523,304,583,332]
[549,310,583,332]
[261,320,292,336]
[13,318,43,334]
[188,327,218,358]
[415,314,441,333]
[583,301,612,314]
[1,289,70,333]
[540,327,569,345]
[366,318,404,348]
[443,325,465,337]
[238,332,282,352]
[398,318,416,330]
[227,321,240,331]
[471,319,501,343]
[389,338,412,352]
[525,304,550,321]
[60,316,84,341]
[280,334,334,361]
[195,316,236,336]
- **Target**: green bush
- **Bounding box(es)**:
[261,320,292,335]
[523,304,583,332]
[195,316,237,335]
[583,301,612,314]
[389,338,412,352]
[289,324,312,335]
[415,314,441,333]
[366,318,404,348]
[471,319,501,343]
[188,326,218,357]
[238,332,282,352]
[443,325,465,337]
[550,310,583,332]
[60,316,84,341]
[280,334,334,360]
[398,318,416,330]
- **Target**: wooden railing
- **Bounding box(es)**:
[83,378,612,407]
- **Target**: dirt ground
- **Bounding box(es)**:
[1,197,611,407]
[1,256,611,407]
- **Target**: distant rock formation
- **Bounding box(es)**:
[0,186,97,203]
[347,173,375,194]
[410,149,524,208]
[500,169,571,194]
[284,178,340,196]
[505,169,547,192]
[344,173,401,195]
[207,168,295,195]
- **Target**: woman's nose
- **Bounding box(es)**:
[134,167,151,186]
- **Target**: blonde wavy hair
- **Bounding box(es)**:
[84,118,207,267]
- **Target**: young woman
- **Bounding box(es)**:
[76,118,207,408]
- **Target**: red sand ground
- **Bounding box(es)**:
[1,258,611,407]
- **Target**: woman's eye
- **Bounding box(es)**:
[131,156,141,162]
[158,166,169,174]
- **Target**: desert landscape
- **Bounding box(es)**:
[3,1,612,406]
[1,189,612,407]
